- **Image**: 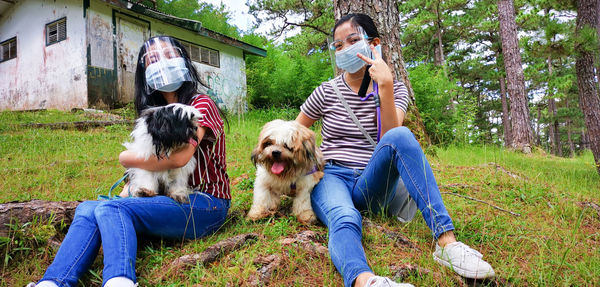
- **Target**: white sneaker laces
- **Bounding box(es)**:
[453,242,483,259]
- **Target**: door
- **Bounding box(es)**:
[116,13,149,105]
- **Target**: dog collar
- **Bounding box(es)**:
[290,166,319,192]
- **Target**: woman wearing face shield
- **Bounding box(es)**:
[296,14,495,287]
[28,36,230,287]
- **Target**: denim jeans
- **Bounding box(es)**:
[310,127,454,287]
[40,192,230,287]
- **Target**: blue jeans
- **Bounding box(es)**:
[40,192,230,287]
[311,127,454,287]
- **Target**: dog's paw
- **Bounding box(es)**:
[169,192,190,203]
[246,207,274,221]
[296,210,317,225]
[133,187,158,197]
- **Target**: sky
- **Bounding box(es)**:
[201,0,299,40]
[202,0,257,33]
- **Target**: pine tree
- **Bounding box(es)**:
[575,0,600,175]
[497,0,534,152]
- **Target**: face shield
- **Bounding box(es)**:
[328,25,372,76]
[142,38,192,93]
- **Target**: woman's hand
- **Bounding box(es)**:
[357,44,394,89]
[357,44,399,134]
[119,126,206,171]
[120,182,130,197]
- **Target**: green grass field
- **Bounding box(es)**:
[1,108,599,286]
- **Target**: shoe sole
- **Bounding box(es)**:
[433,254,496,279]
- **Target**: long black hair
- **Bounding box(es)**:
[133,35,228,128]
[332,13,380,40]
[133,35,208,116]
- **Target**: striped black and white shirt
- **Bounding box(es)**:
[300,74,409,169]
[189,94,231,199]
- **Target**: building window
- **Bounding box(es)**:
[0,37,17,62]
[46,18,67,46]
[181,41,220,68]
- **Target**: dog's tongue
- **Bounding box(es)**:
[271,161,286,175]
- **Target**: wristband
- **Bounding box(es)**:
[188,138,198,147]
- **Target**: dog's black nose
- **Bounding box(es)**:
[272,150,281,159]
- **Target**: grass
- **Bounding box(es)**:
[1,108,599,286]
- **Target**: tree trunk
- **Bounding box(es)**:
[333,0,431,146]
[567,120,575,157]
[548,97,561,156]
[497,0,533,153]
[575,0,600,175]
[535,106,541,146]
[547,55,560,156]
[0,200,81,237]
[499,77,512,147]
[566,98,575,157]
[433,0,446,76]
[582,129,589,149]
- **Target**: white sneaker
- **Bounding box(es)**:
[433,242,495,279]
[105,276,138,287]
[364,276,415,287]
[26,281,58,287]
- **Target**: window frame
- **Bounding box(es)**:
[46,17,67,46]
[0,37,17,63]
[180,40,220,68]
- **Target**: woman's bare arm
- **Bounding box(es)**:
[119,126,206,171]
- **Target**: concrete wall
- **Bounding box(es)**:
[0,0,88,111]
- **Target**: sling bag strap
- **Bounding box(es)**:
[329,79,377,147]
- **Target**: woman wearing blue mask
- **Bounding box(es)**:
[28,36,230,287]
[296,14,495,287]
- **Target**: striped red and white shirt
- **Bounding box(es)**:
[189,94,231,199]
[300,74,409,169]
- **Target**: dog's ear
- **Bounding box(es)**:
[301,127,324,170]
[296,124,320,167]
[250,147,258,167]
[251,128,266,167]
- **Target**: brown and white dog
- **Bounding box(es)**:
[248,120,324,224]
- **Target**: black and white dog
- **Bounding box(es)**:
[123,103,201,203]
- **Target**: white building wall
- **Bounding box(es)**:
[0,0,88,111]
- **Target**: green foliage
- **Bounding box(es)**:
[245,40,332,109]
[156,0,241,38]
[244,0,335,109]
[1,216,57,268]
[409,63,458,144]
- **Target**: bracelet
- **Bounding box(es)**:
[188,138,198,147]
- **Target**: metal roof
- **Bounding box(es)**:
[103,0,266,57]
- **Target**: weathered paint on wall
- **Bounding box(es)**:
[0,0,87,111]
[86,2,115,108]
[87,66,115,108]
[203,52,247,113]
[115,12,149,104]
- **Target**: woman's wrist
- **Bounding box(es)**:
[377,77,394,89]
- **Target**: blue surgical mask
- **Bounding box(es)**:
[145,57,189,92]
[374,45,381,59]
[335,40,370,73]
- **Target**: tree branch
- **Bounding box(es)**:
[441,191,521,217]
